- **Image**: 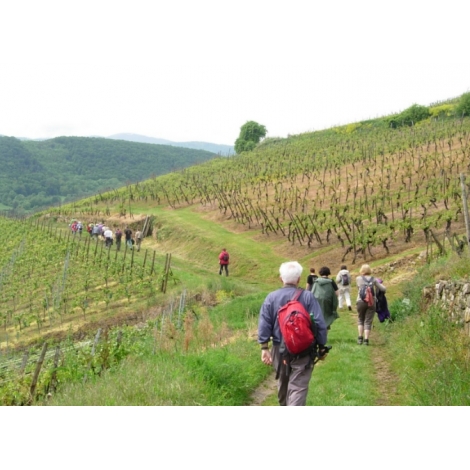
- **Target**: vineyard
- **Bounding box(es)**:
[0,217,175,350]
[1,100,470,405]
[47,115,470,264]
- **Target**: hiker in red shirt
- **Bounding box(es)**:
[219,248,229,276]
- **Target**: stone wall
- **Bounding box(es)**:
[427,281,470,335]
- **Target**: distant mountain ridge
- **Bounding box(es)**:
[107,133,234,155]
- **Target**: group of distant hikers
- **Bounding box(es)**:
[69,220,143,251]
[258,260,389,406]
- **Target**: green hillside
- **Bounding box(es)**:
[0,136,218,214]
[1,94,470,406]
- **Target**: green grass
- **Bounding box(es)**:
[382,253,470,405]
[48,335,271,406]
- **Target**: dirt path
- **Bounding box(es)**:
[249,373,277,406]
[249,338,399,406]
[370,328,399,405]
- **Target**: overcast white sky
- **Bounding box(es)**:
[1,0,469,145]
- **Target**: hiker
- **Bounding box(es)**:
[115,228,123,251]
[103,227,113,247]
[135,229,143,252]
[92,223,100,240]
[258,261,328,406]
[305,267,318,291]
[335,264,352,311]
[70,221,78,235]
[219,248,229,276]
[355,264,386,346]
[124,226,133,249]
[311,266,339,330]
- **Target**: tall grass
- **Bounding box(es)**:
[46,291,271,406]
[49,338,270,406]
[386,253,470,405]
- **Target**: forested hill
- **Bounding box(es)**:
[0,136,218,214]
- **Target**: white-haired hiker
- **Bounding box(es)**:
[258,261,328,406]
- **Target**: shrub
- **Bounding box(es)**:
[429,104,454,119]
[455,92,470,117]
[388,104,430,128]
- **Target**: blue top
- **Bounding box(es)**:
[258,285,328,346]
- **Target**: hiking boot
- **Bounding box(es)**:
[348,306,352,311]
[357,336,363,345]
[363,339,369,346]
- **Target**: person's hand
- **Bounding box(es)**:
[318,347,329,360]
[261,349,272,365]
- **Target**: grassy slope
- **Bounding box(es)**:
[43,200,416,406]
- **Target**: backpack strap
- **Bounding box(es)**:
[292,288,303,302]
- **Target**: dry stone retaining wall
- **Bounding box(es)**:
[430,281,470,335]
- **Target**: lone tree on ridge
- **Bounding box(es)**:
[234,121,267,154]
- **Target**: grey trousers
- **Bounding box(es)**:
[356,300,375,330]
[271,344,314,406]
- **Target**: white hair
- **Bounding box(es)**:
[279,261,303,284]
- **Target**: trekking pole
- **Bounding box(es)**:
[313,345,332,365]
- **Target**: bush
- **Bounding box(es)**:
[455,92,470,117]
[388,104,430,128]
[429,104,454,119]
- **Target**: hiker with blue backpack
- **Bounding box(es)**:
[355,264,387,346]
[258,261,328,406]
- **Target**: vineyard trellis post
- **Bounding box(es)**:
[143,249,148,269]
[28,342,48,405]
[460,174,470,252]
[47,345,61,395]
[161,254,172,293]
[150,250,156,275]
[19,350,29,375]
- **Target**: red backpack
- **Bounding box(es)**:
[277,289,315,355]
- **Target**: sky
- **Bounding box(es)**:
[1,0,469,146]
